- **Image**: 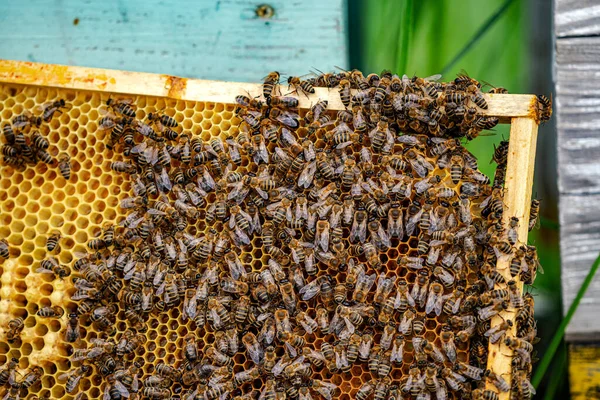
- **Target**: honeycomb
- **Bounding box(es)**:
[0,69,540,400]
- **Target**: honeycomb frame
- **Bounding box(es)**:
[0,60,541,400]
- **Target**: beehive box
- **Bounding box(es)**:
[0,60,542,400]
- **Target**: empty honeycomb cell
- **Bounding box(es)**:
[51,203,66,215]
[74,231,88,245]
[88,179,100,191]
[76,204,91,217]
[24,214,38,228]
[51,385,65,399]
[0,213,11,226]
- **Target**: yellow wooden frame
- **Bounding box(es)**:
[0,60,541,399]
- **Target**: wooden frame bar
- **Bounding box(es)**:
[485,118,539,399]
[0,60,538,123]
[0,59,541,399]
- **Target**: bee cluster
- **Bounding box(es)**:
[1,100,73,178]
[0,69,546,400]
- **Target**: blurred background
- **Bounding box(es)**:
[0,0,561,397]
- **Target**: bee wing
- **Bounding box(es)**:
[316,227,329,252]
[299,279,321,301]
[425,74,442,82]
[103,386,112,400]
[157,168,172,192]
[250,186,271,203]
[298,161,317,189]
[406,209,423,237]
[58,372,71,381]
[376,224,391,249]
[425,290,437,315]
[35,266,55,275]
[114,380,130,398]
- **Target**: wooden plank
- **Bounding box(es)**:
[556,0,600,37]
[0,0,348,82]
[0,60,539,120]
[556,37,600,337]
[485,118,539,399]
[569,344,600,400]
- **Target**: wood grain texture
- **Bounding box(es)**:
[556,37,600,338]
[485,118,538,399]
[0,0,348,82]
[556,0,600,37]
[569,344,600,399]
[0,60,539,119]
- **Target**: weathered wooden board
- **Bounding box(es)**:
[569,344,600,399]
[556,0,600,37]
[0,0,348,82]
[556,37,600,339]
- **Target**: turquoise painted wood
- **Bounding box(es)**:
[0,0,348,82]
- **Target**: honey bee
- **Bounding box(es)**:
[235,93,265,109]
[287,76,315,96]
[356,380,375,400]
[13,110,42,129]
[0,358,19,387]
[0,239,9,260]
[147,110,178,128]
[59,365,90,393]
[58,153,72,179]
[263,71,281,102]
[537,94,552,122]
[38,99,70,121]
[2,123,16,144]
[6,318,24,343]
[37,305,65,318]
[106,97,136,118]
[338,78,352,108]
[64,312,81,343]
[352,271,376,303]
[31,131,50,150]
